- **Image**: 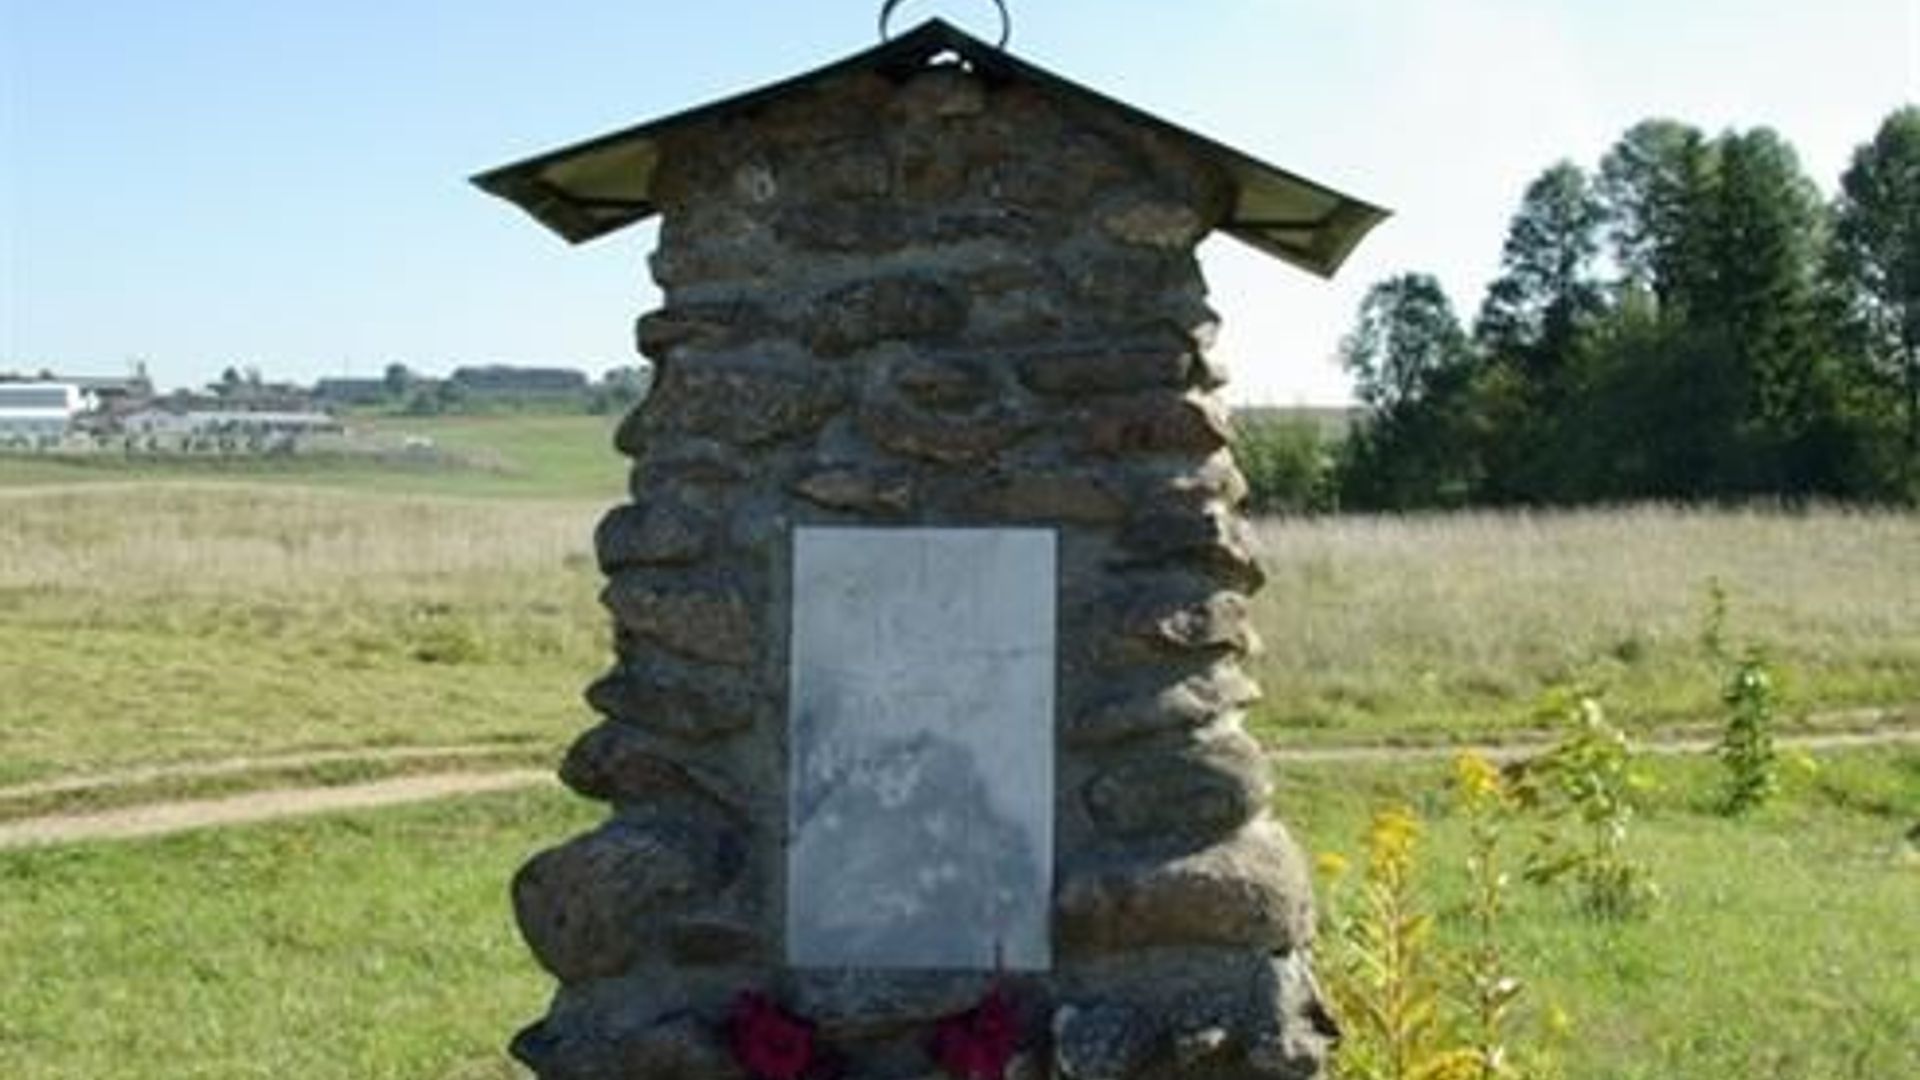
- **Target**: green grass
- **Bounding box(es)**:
[350,414,627,499]
[0,753,1910,1079]
[1284,746,1920,1080]
[0,414,627,501]
[0,786,600,1079]
[1249,506,1920,744]
[1,462,1915,1078]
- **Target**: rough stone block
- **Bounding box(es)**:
[1069,662,1262,746]
[790,467,916,515]
[891,68,987,122]
[649,206,783,287]
[559,721,748,818]
[512,819,736,982]
[958,470,1127,525]
[801,137,893,199]
[620,361,844,450]
[1082,392,1233,457]
[806,276,969,357]
[893,354,997,412]
[584,665,759,741]
[634,302,766,361]
[776,201,911,255]
[1018,338,1194,396]
[1053,1003,1154,1080]
[594,501,711,570]
[859,392,1031,465]
[1082,729,1272,844]
[1055,823,1314,953]
[602,575,758,667]
[627,437,753,487]
[1116,508,1266,592]
[666,912,767,966]
[1102,199,1207,250]
[1142,451,1250,510]
[512,1009,738,1080]
[1101,583,1260,662]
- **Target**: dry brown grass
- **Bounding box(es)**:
[0,482,597,600]
[0,484,607,784]
[4,485,1913,778]
[1249,505,1920,741]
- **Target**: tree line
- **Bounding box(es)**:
[1256,106,1918,512]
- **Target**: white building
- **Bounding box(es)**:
[0,383,84,442]
[121,407,198,437]
[121,409,343,438]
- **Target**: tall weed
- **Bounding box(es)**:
[1319,757,1563,1080]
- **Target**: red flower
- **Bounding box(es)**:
[730,991,817,1080]
[930,986,1022,1080]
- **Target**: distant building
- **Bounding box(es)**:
[66,374,153,406]
[313,377,392,406]
[0,383,84,441]
[121,408,198,437]
[449,365,589,398]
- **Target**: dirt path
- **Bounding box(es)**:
[1269,725,1920,765]
[0,770,554,850]
[2,713,1914,851]
[0,741,544,802]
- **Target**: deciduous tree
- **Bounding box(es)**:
[1476,162,1606,385]
[1831,106,1920,488]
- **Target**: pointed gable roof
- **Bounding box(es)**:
[472,19,1387,278]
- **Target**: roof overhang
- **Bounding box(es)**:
[472,19,1387,279]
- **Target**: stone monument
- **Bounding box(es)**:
[474,14,1384,1080]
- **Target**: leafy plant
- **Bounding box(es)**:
[1717,649,1781,814]
[1699,578,1786,815]
[1511,693,1659,918]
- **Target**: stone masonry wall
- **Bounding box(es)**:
[510,62,1332,1080]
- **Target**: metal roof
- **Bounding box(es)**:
[472,19,1387,278]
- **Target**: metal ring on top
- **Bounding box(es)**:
[879,0,1011,49]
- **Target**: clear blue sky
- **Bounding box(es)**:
[3,1,1914,403]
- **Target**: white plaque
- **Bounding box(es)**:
[787,527,1056,971]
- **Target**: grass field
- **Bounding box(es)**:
[1,438,1915,1078]
[6,481,1912,784]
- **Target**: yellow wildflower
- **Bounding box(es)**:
[1365,805,1421,880]
[1453,751,1505,805]
[1315,850,1351,881]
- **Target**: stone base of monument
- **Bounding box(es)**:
[478,20,1377,1080]
[512,950,1331,1080]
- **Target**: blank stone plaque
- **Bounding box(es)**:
[787,527,1056,971]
